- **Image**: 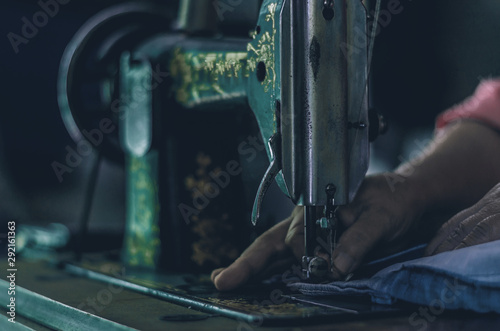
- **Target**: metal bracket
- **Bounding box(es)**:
[251,133,282,226]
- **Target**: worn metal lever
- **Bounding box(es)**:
[251,133,282,226]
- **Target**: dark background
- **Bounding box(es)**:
[0,0,179,250]
[1,0,499,251]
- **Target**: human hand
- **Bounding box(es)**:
[211,174,425,290]
[329,174,424,279]
[211,206,304,291]
[425,183,500,256]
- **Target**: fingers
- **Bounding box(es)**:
[326,175,418,279]
[255,256,297,280]
[211,215,293,291]
[336,204,358,228]
[284,211,305,261]
[210,268,224,283]
[330,216,386,280]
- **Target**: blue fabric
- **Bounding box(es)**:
[290,240,500,313]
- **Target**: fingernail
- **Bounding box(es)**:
[332,251,355,275]
[344,273,354,282]
[211,268,225,283]
[213,272,225,291]
[330,267,342,280]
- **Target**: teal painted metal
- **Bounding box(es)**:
[169,47,250,109]
[167,0,284,166]
[119,1,289,269]
[119,52,161,269]
[247,0,283,148]
[0,280,136,331]
[0,315,35,331]
[119,52,153,158]
[166,0,288,194]
[122,151,161,269]
[246,0,289,195]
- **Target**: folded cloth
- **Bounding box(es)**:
[290,240,500,313]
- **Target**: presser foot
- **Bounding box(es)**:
[301,190,340,282]
[301,255,329,282]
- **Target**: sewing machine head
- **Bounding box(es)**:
[249,0,369,214]
[58,0,386,280]
[248,0,388,280]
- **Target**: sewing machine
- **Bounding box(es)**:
[56,1,390,323]
[59,0,387,280]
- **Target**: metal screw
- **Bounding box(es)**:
[323,0,334,9]
[326,184,336,196]
[348,122,367,130]
[323,0,334,20]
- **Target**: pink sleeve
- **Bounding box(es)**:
[436,78,500,131]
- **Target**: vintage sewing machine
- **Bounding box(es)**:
[57,0,388,322]
[59,0,387,278]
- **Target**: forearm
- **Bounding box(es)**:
[396,121,500,214]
